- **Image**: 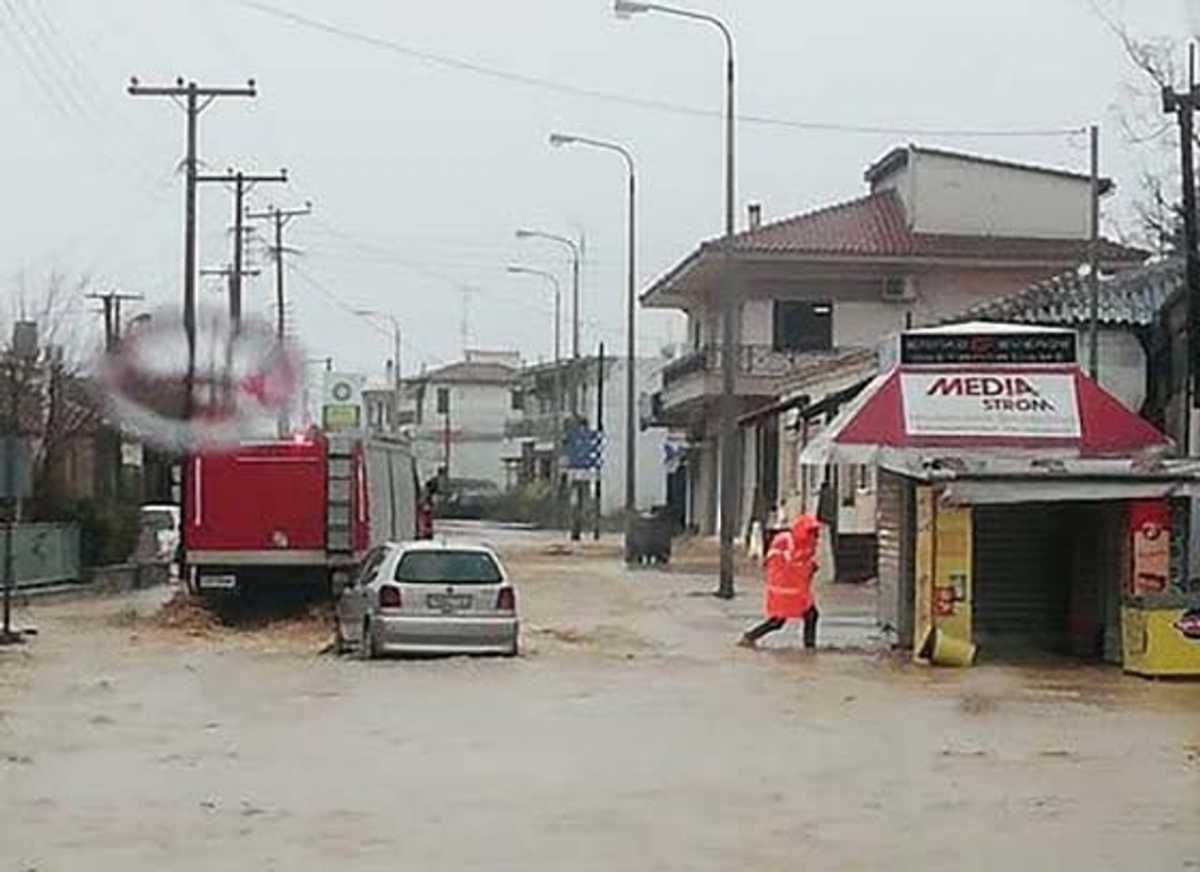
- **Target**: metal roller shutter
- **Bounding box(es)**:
[972,504,1070,653]
[876,471,914,647]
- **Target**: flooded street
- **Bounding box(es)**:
[3,523,1198,871]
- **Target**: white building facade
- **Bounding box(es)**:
[644,144,1148,538]
[402,350,520,487]
[505,355,669,516]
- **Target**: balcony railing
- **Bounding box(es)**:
[504,412,574,440]
[662,344,819,389]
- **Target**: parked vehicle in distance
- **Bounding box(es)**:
[140,503,181,563]
[434,478,501,520]
[335,541,519,658]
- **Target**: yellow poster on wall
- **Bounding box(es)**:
[1122,606,1200,676]
[933,505,973,644]
[914,486,935,661]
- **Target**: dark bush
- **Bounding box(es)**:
[58,499,141,566]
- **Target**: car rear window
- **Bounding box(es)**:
[394,551,503,585]
[141,510,176,531]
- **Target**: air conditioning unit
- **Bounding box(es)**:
[881,276,916,302]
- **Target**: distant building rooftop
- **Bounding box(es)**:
[955,258,1182,328]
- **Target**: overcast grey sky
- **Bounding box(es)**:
[0,0,1187,376]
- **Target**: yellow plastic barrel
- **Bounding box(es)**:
[919,628,977,667]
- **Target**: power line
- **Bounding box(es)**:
[285,261,446,366]
[13,0,98,107]
[230,0,1086,138]
[246,201,311,340]
[299,224,666,345]
[0,3,69,117]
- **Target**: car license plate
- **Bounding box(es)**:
[427,593,472,612]
[198,574,237,591]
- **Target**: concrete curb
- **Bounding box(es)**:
[11,562,172,604]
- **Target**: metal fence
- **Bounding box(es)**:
[4,522,82,588]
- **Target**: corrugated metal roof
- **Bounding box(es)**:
[956,258,1182,327]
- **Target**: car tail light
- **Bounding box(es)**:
[496,587,515,612]
[378,585,402,608]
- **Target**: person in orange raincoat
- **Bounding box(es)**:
[738,514,820,649]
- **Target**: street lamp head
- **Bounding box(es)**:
[515,229,535,239]
[548,133,576,148]
[506,265,527,275]
[613,0,651,18]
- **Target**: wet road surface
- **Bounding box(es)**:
[2,522,1198,870]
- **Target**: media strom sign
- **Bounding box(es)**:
[901,372,1081,438]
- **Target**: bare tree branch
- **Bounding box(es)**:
[1088,0,1190,251]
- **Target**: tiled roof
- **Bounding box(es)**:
[716,190,1147,263]
[414,360,517,385]
[956,257,1182,327]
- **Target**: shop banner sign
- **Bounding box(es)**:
[901,372,1081,438]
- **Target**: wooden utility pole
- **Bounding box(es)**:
[87,291,145,501]
[1163,44,1200,453]
[127,78,257,378]
[196,168,288,328]
[128,77,256,584]
[246,202,312,341]
[201,265,261,321]
[1087,124,1101,382]
[86,290,145,352]
[594,341,605,541]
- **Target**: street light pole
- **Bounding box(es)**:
[515,229,582,414]
[354,309,403,431]
[615,0,737,598]
[549,133,638,524]
[516,229,588,540]
[508,265,564,512]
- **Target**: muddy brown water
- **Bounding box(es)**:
[3,522,1198,871]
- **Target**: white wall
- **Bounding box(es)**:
[683,267,1053,354]
[741,299,773,345]
[832,302,910,348]
[575,357,668,514]
[908,150,1093,239]
[912,267,1062,324]
[412,379,513,487]
[427,381,513,435]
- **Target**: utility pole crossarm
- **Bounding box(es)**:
[127,78,257,98]
[195,170,288,185]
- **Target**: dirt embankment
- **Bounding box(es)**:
[118,589,335,654]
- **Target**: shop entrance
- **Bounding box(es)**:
[972,502,1123,660]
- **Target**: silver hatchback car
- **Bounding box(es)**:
[336,541,519,658]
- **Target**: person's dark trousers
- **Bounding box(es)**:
[801,605,819,649]
[743,616,786,643]
[742,607,819,647]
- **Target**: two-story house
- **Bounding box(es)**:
[643,144,1147,536]
[402,350,521,487]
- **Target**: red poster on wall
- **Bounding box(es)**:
[1128,499,1170,596]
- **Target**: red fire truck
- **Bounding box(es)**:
[183,430,419,596]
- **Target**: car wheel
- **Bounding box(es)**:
[503,636,519,658]
[359,619,376,661]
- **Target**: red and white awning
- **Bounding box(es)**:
[800,365,1170,466]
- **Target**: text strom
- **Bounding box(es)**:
[926,375,1057,413]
